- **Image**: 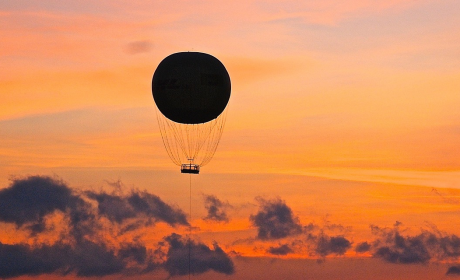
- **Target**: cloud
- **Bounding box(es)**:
[355,241,371,253]
[129,192,188,226]
[370,224,430,264]
[124,40,153,54]
[0,233,233,279]
[368,223,460,264]
[267,244,293,255]
[0,176,95,237]
[163,233,234,276]
[203,195,230,222]
[248,198,352,258]
[447,265,460,275]
[0,176,188,239]
[0,176,70,226]
[63,240,136,277]
[250,197,302,240]
[0,240,154,278]
[87,191,189,227]
[85,191,134,224]
[313,234,351,257]
[0,175,233,278]
[263,230,352,258]
[0,242,69,278]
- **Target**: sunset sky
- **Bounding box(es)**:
[1,0,460,279]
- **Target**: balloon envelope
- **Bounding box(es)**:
[152,52,231,124]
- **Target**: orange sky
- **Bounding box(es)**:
[1,0,460,279]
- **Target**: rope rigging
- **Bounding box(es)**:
[156,108,227,169]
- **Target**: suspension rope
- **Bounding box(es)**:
[156,107,228,168]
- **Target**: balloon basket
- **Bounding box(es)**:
[181,164,200,174]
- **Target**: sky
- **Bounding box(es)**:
[1,0,460,279]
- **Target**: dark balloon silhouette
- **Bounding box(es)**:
[152,52,231,173]
[152,52,230,124]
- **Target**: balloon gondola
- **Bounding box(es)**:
[152,52,231,174]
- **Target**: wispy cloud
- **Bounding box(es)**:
[355,221,460,273]
[203,194,231,223]
[124,40,153,55]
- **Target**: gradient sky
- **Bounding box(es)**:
[1,0,460,279]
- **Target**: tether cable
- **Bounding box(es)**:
[189,173,192,280]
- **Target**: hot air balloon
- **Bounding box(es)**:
[152,52,231,174]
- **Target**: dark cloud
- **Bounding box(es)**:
[128,192,188,226]
[267,244,293,255]
[263,230,352,258]
[374,242,430,264]
[0,175,225,278]
[0,176,73,226]
[250,197,302,240]
[370,224,432,264]
[0,176,95,237]
[0,176,187,240]
[0,240,154,278]
[86,192,134,223]
[447,265,460,275]
[203,194,230,222]
[369,223,460,264]
[163,233,234,276]
[313,234,351,257]
[118,244,148,265]
[68,240,128,277]
[124,40,153,54]
[248,198,352,258]
[355,241,371,253]
[86,191,188,227]
[0,242,69,278]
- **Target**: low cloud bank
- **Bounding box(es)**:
[0,176,234,278]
